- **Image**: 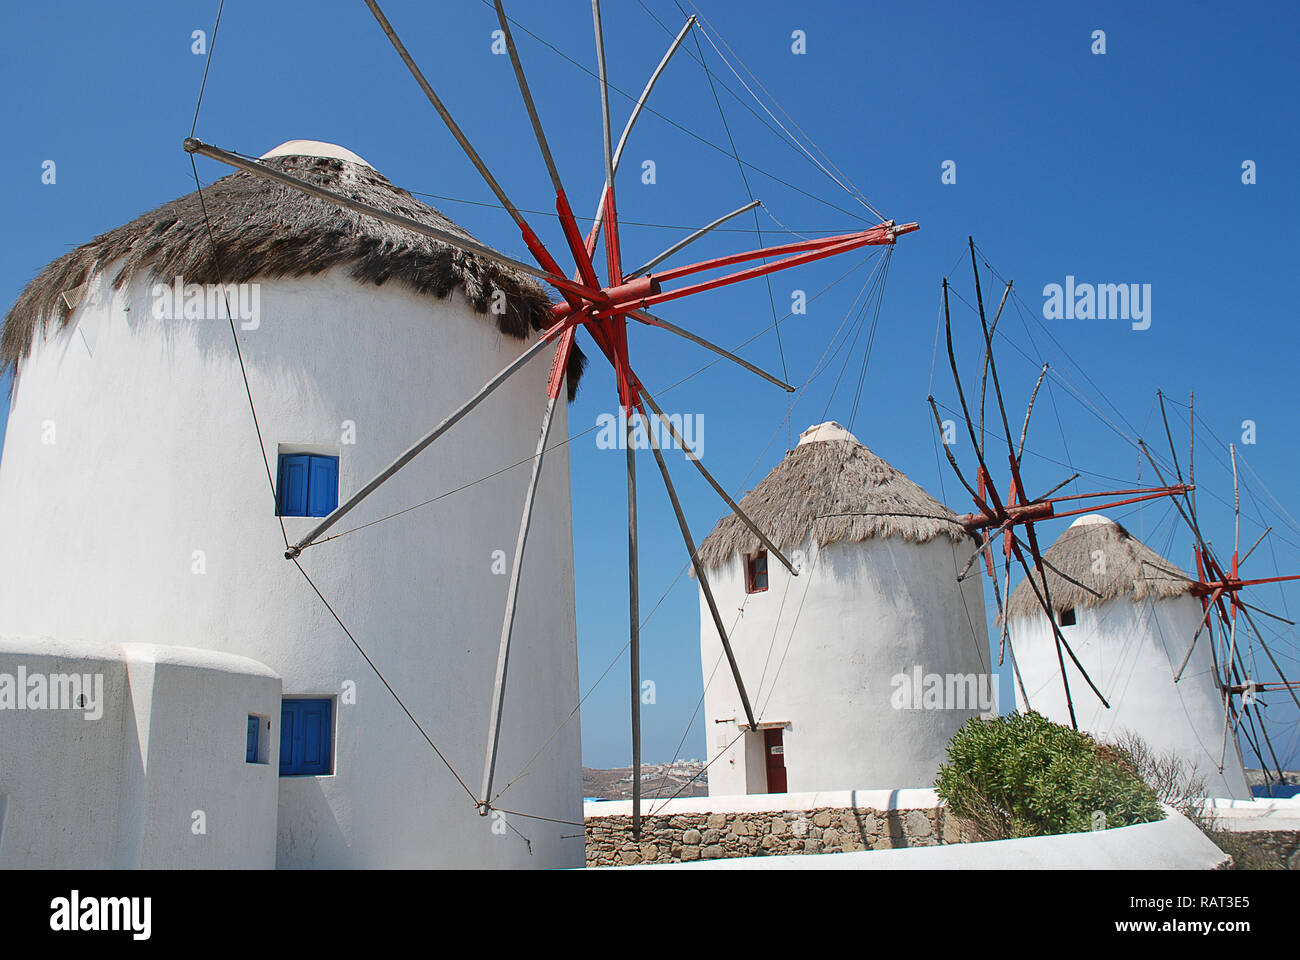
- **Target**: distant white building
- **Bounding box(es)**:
[1005,514,1251,800]
[0,142,584,867]
[693,422,991,796]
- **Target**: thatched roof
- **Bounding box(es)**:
[1,145,584,398]
[1004,514,1195,622]
[695,422,970,570]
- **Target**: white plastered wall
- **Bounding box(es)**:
[0,264,582,867]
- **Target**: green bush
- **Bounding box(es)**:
[935,711,1165,839]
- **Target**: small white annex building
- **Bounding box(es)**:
[0,636,281,868]
[693,422,991,796]
[0,142,584,867]
[1005,514,1251,800]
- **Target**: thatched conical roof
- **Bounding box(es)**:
[1004,514,1195,621]
[695,422,970,570]
[1,142,584,397]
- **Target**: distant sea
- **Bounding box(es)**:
[1251,784,1300,799]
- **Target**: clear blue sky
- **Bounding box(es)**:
[2,0,1298,773]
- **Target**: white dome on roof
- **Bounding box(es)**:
[259,140,374,169]
[1070,513,1116,528]
[796,421,860,446]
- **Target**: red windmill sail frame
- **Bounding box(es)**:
[1126,390,1300,788]
[932,239,1193,731]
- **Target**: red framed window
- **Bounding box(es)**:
[746,550,769,594]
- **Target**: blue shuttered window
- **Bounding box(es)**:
[246,715,260,763]
[277,455,309,516]
[276,454,339,517]
[279,699,333,776]
[306,456,339,516]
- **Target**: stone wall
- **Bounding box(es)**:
[585,804,973,867]
[1199,799,1300,870]
[1248,830,1300,867]
[1214,829,1300,869]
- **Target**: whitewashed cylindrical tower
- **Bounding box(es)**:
[0,142,584,866]
[1005,514,1251,800]
[694,422,991,796]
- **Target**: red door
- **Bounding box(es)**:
[764,728,787,793]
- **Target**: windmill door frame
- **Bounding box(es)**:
[763,727,787,793]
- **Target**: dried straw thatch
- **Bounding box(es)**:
[1,152,585,397]
[695,423,971,570]
[1004,516,1195,622]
